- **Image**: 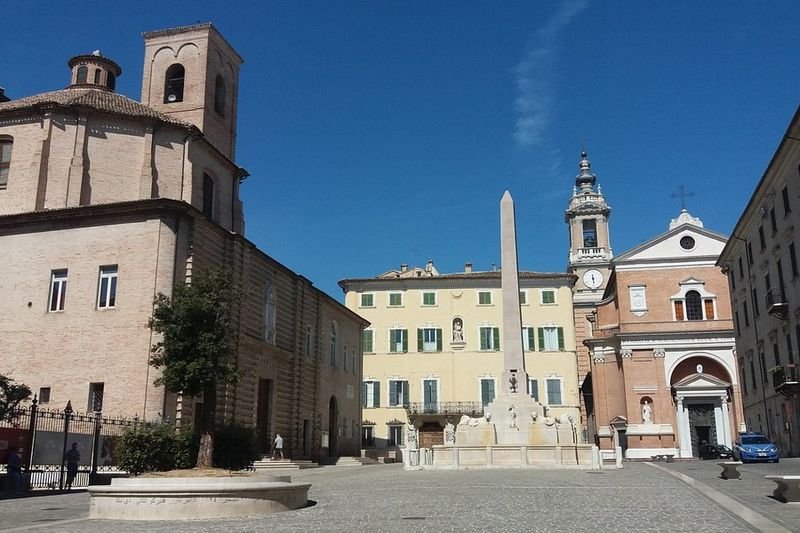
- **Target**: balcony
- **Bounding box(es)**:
[406,402,483,418]
[771,364,800,397]
[765,286,789,319]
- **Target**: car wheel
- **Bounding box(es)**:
[773,459,779,463]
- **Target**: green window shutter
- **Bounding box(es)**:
[493,328,500,351]
[362,382,367,408]
[402,330,408,353]
[389,382,397,406]
[481,379,489,404]
[436,329,442,351]
[417,328,423,352]
[529,379,538,401]
[557,327,565,351]
[488,379,495,402]
[480,328,488,350]
[538,328,545,351]
[374,381,381,408]
[402,381,409,406]
[527,328,535,351]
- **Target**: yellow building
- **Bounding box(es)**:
[339,261,580,455]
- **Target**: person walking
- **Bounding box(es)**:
[271,433,284,460]
[64,442,80,490]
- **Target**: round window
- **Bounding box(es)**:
[680,236,695,250]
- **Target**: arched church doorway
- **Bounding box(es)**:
[328,396,339,457]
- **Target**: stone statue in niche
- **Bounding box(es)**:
[444,421,455,444]
[406,424,418,450]
[452,318,464,342]
[642,400,653,425]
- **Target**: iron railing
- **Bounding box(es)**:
[771,363,799,392]
[765,286,788,319]
[406,402,483,417]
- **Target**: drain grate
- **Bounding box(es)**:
[40,508,65,511]
[401,517,427,520]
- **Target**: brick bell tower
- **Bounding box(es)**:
[565,151,613,441]
[140,23,243,160]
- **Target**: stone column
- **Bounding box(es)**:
[720,395,731,448]
[676,396,692,458]
[500,191,529,396]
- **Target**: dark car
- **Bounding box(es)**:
[698,443,733,460]
[733,433,779,463]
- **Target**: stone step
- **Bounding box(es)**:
[317,456,380,466]
[252,459,319,470]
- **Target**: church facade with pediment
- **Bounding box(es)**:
[584,209,744,460]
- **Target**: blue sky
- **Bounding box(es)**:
[6,1,800,299]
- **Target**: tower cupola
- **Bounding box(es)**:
[68,51,122,91]
[575,151,596,193]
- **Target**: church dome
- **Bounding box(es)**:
[575,151,596,192]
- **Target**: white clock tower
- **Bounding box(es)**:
[564,151,613,441]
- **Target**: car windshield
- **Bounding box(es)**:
[741,436,770,445]
[717,445,732,452]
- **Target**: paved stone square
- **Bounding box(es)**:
[1,461,799,532]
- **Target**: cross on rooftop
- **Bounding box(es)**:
[670,185,695,210]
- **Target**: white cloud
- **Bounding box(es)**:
[513,0,588,148]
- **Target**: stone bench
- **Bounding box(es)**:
[717,461,743,480]
[765,475,800,503]
[650,454,675,463]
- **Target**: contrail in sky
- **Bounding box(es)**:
[513,0,588,148]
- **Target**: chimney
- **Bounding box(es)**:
[464,262,473,273]
[400,264,408,273]
[0,88,9,103]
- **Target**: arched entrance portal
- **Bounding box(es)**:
[670,356,734,458]
[328,396,339,457]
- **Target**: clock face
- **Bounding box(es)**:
[583,269,604,289]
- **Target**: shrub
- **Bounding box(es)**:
[174,430,200,470]
[212,423,259,471]
[117,424,177,475]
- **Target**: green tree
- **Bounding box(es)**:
[148,268,239,467]
[0,374,32,421]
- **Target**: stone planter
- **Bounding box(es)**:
[88,474,310,520]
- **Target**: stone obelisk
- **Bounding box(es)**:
[500,191,529,397]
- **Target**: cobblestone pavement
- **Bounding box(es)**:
[0,462,781,532]
[660,457,800,532]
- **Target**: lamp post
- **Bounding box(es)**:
[59,401,73,491]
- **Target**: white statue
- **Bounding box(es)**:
[444,421,455,444]
[642,401,653,424]
[508,404,518,430]
[557,413,574,426]
[452,318,464,342]
[406,424,418,450]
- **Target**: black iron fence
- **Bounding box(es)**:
[1,398,148,491]
[406,402,483,417]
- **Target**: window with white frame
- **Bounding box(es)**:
[88,382,105,412]
[264,282,276,343]
[480,378,496,406]
[49,269,68,312]
[388,424,404,446]
[671,279,716,321]
[629,285,647,313]
[388,328,408,353]
[479,326,500,351]
[418,327,442,352]
[0,138,12,190]
[537,326,564,351]
[388,292,403,307]
[422,291,436,306]
[519,291,528,305]
[330,321,338,366]
[422,379,438,412]
[478,291,492,305]
[362,330,374,353]
[529,378,539,401]
[97,265,118,309]
[388,380,409,407]
[540,289,556,304]
[362,380,380,408]
[545,378,562,405]
[360,293,374,307]
[523,327,535,351]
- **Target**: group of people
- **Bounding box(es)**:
[4,442,81,496]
